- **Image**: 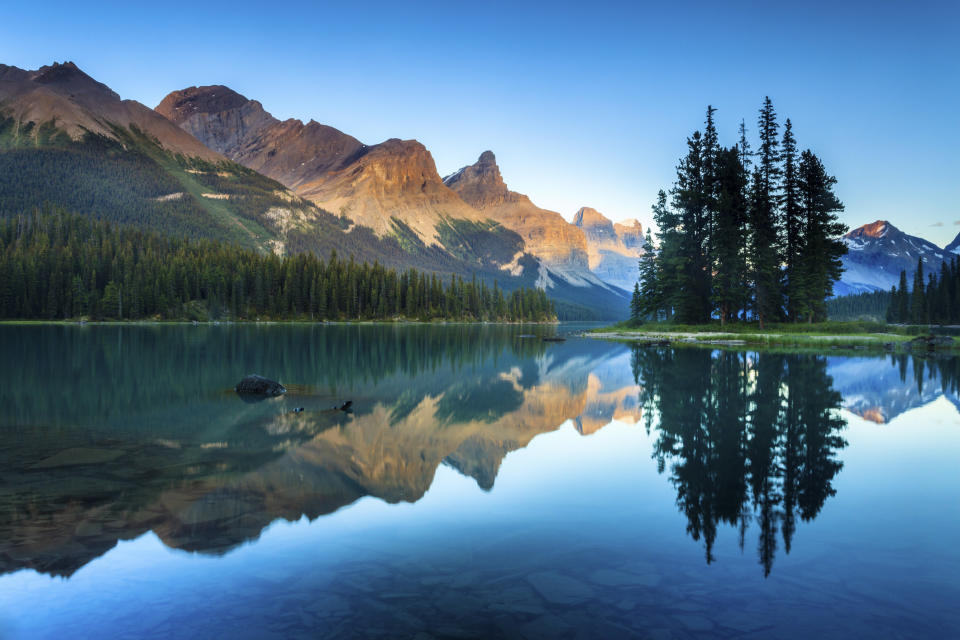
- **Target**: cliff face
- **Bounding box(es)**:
[443,151,592,273]
[573,207,644,291]
[614,219,644,251]
[296,138,488,240]
[157,86,485,242]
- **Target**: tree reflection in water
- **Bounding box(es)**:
[632,347,847,576]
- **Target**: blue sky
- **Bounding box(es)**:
[2,0,958,243]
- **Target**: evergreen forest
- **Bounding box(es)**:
[0,210,556,322]
[630,99,847,326]
[886,257,960,325]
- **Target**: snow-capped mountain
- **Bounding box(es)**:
[836,220,948,296]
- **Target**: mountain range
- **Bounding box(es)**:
[0,62,633,319]
[3,60,954,312]
[155,84,636,313]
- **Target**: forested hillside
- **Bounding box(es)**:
[826,291,891,322]
[0,211,555,322]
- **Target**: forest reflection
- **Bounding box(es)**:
[632,347,847,576]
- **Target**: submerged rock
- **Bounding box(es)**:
[235,374,286,397]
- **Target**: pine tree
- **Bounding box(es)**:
[711,147,749,325]
[911,258,925,324]
[651,190,682,320]
[795,150,847,321]
[897,270,909,322]
[749,97,783,327]
[781,119,803,320]
[671,129,711,323]
[630,282,642,323]
[637,229,659,320]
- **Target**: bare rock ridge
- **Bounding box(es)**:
[572,206,644,291]
[157,85,364,187]
[443,151,601,285]
[574,206,618,244]
[0,62,222,161]
[441,150,511,208]
[157,86,486,241]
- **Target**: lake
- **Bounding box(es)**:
[0,324,957,639]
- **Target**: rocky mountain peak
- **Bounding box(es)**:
[32,61,120,101]
[847,220,893,241]
[573,207,612,230]
[156,85,253,125]
[0,61,221,160]
[477,150,498,168]
[443,150,511,208]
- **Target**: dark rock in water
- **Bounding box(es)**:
[291,407,304,414]
[339,401,353,412]
[907,335,955,350]
[235,374,286,397]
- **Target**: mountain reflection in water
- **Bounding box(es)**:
[0,324,641,577]
[0,325,958,582]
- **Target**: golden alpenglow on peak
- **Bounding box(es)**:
[156,85,486,244]
[444,150,604,285]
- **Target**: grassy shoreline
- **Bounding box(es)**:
[586,321,960,352]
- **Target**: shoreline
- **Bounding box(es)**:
[584,329,959,353]
[0,319,563,327]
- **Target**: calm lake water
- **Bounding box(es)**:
[0,324,958,639]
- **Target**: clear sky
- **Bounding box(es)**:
[2,0,958,243]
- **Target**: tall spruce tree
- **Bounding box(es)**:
[781,119,803,320]
[711,146,749,325]
[671,130,712,323]
[703,106,721,262]
[911,258,926,324]
[795,150,847,321]
[630,282,642,323]
[897,270,909,322]
[637,229,659,320]
[885,285,898,323]
[651,189,682,320]
[749,97,783,327]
